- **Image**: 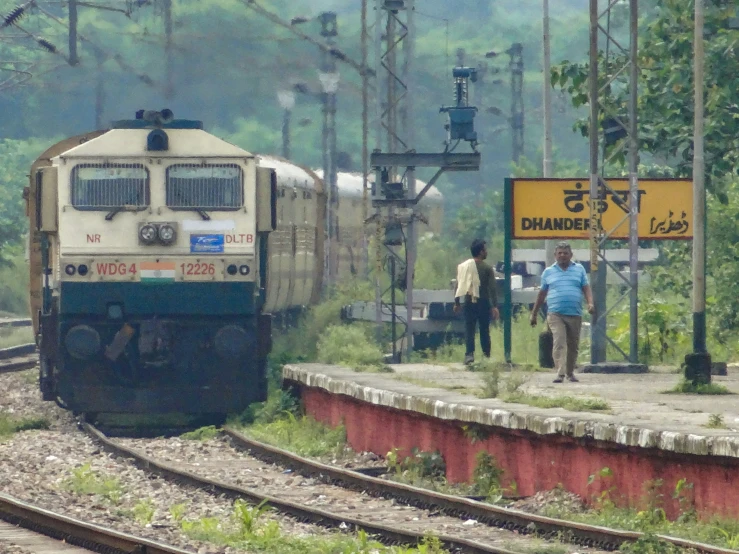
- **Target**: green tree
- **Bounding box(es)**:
[551,0,738,198]
[0,139,49,262]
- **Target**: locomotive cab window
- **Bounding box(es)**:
[71,164,149,210]
[166,164,243,210]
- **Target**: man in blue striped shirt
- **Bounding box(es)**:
[530,242,595,383]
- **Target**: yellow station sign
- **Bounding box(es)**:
[511,178,693,240]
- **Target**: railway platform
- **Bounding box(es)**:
[284,362,739,519]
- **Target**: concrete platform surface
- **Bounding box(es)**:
[284,363,739,458]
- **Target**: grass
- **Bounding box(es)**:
[0,326,34,349]
[0,412,49,439]
[62,463,125,504]
[505,392,611,412]
[705,414,728,429]
[316,323,390,372]
[178,498,449,553]
[180,425,220,441]
[545,499,739,551]
[664,380,733,395]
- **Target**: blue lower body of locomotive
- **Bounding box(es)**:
[41,281,270,415]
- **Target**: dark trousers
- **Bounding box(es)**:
[464,296,491,357]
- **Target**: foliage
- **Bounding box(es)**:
[0,252,30,314]
[0,139,50,262]
[62,463,124,504]
[551,0,739,196]
[386,447,446,483]
[505,392,610,413]
[180,425,220,441]
[706,414,727,429]
[0,413,49,439]
[132,499,156,526]
[0,326,34,349]
[243,411,347,458]
[178,495,448,553]
[316,323,387,371]
[543,479,739,550]
[230,388,300,427]
[665,380,732,395]
[471,451,505,500]
[611,289,691,364]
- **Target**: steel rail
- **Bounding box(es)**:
[0,491,194,554]
[0,318,32,329]
[221,427,739,554]
[82,422,522,554]
[0,344,37,372]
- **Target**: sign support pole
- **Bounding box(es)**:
[504,178,513,364]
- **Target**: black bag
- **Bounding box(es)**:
[539,328,554,368]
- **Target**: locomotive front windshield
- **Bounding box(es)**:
[166,164,243,210]
[71,164,149,210]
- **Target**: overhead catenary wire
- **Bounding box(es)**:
[239,0,376,90]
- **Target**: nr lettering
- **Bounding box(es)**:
[87,234,101,243]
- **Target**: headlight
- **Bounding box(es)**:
[158,223,177,244]
[139,223,158,245]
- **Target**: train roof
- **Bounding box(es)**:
[314,170,443,201]
[258,154,323,193]
[53,129,254,159]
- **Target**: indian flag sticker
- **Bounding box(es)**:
[140,261,176,283]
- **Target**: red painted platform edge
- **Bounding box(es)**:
[293,382,739,520]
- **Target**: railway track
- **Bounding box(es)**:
[81,422,739,554]
[0,345,37,373]
[0,492,193,554]
[0,353,736,554]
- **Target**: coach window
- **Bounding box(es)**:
[71,164,149,211]
[166,164,243,210]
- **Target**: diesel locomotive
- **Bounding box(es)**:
[25,110,443,417]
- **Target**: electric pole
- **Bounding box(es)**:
[163,0,174,99]
[508,43,524,164]
[543,0,554,265]
[320,12,339,288]
[685,0,711,383]
[68,0,79,65]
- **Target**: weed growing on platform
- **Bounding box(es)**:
[505,393,610,412]
[664,380,732,395]
[0,412,49,439]
[62,463,124,504]
[706,414,728,429]
[179,498,450,553]
[316,324,389,372]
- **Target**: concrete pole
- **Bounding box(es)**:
[628,0,639,363]
[281,108,291,159]
[95,48,105,129]
[691,0,707,354]
[68,0,79,65]
[163,0,174,99]
[542,0,554,266]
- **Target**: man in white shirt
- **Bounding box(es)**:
[454,239,499,365]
